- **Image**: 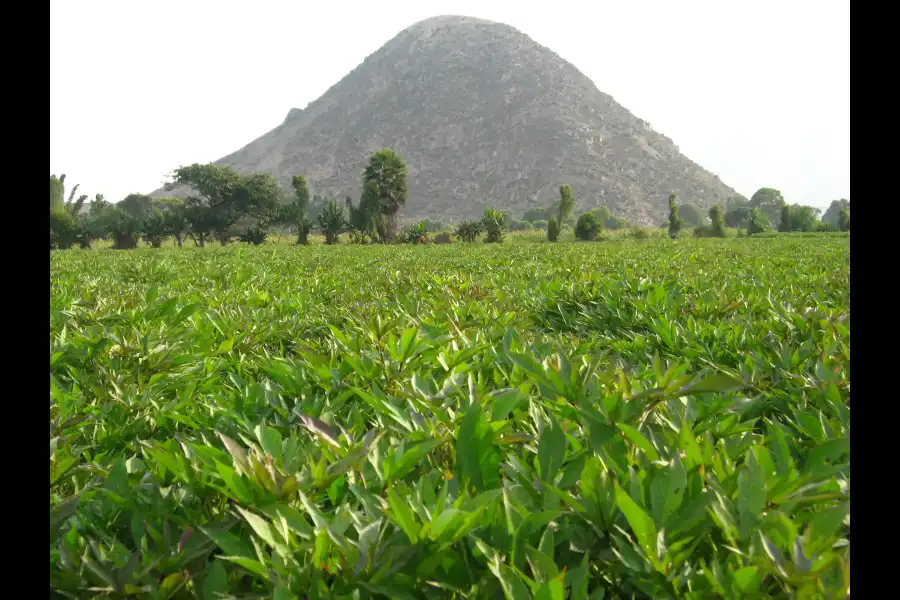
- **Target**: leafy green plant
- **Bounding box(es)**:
[632,227,650,239]
[362,148,408,242]
[547,217,560,242]
[277,175,313,245]
[317,199,345,245]
[574,211,601,241]
[709,204,726,237]
[239,226,268,245]
[402,221,430,244]
[455,220,482,242]
[779,203,793,232]
[481,207,506,243]
[50,237,850,599]
[668,192,683,238]
[747,207,772,235]
[838,208,850,231]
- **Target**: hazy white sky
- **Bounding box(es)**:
[50,0,849,208]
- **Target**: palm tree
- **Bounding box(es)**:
[317,199,346,245]
[361,148,408,242]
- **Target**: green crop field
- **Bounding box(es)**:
[50,237,850,599]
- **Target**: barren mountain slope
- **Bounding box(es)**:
[155,15,742,225]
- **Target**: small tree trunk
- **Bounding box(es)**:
[175,233,183,248]
[217,231,230,246]
[114,235,137,250]
[197,232,206,247]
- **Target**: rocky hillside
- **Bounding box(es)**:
[155,15,742,226]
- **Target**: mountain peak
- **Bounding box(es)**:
[155,17,740,225]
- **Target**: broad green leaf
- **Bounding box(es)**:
[614,482,657,560]
[489,558,533,600]
[738,454,767,540]
[199,526,253,559]
[254,425,283,463]
[236,507,281,550]
[201,560,228,600]
[534,573,565,600]
[491,388,523,420]
[220,556,270,580]
[617,423,661,462]
[538,415,566,481]
[386,487,420,543]
[682,372,747,395]
[456,401,501,492]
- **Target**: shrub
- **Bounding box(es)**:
[532,220,548,230]
[433,232,452,244]
[317,199,346,245]
[419,218,443,232]
[547,217,561,242]
[789,205,823,232]
[709,204,726,237]
[631,227,650,239]
[725,207,750,228]
[49,209,78,250]
[402,222,429,244]
[779,204,792,232]
[838,208,850,231]
[574,212,601,241]
[668,193,683,238]
[482,207,506,243]
[747,208,771,235]
[455,220,482,242]
[605,214,631,230]
[693,225,714,238]
[239,226,268,245]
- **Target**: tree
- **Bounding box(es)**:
[482,207,506,243]
[419,218,443,232]
[725,206,750,228]
[838,208,850,231]
[547,217,561,242]
[318,199,345,245]
[594,206,612,228]
[558,185,576,224]
[749,188,786,226]
[278,175,313,245]
[679,204,702,227]
[667,193,683,238]
[141,208,168,248]
[402,222,429,244]
[787,205,821,232]
[156,197,188,247]
[779,204,792,232]
[522,206,555,222]
[362,149,408,242]
[455,220,482,242]
[709,204,726,237]
[345,191,378,244]
[170,164,283,246]
[822,198,850,226]
[574,212,601,241]
[49,174,92,249]
[746,208,771,235]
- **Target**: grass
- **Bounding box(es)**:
[50,237,850,598]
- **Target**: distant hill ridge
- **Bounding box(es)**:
[153,15,742,225]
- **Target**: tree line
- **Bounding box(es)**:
[50,150,849,250]
[50,149,411,250]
